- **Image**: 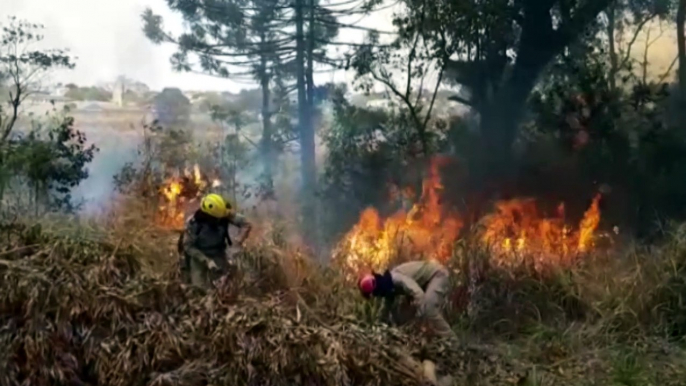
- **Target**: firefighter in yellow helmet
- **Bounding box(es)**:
[179,193,252,289]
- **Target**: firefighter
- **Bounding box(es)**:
[358,260,456,340]
[180,193,252,289]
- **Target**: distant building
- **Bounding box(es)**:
[101,76,150,103]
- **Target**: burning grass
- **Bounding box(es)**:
[333,157,462,275]
[0,151,684,385]
[157,164,221,230]
[478,193,603,271]
[0,216,685,385]
[334,156,606,278]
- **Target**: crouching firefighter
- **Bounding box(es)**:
[358,260,457,341]
[178,193,252,289]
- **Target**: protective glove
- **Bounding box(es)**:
[206,259,219,271]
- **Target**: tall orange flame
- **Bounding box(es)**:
[335,158,605,275]
[334,157,463,274]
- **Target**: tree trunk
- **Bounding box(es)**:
[306,0,315,109]
[479,40,554,189]
[259,34,274,197]
[677,0,686,126]
[295,0,317,243]
[473,0,611,198]
[607,4,618,91]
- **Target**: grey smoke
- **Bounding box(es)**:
[71,123,143,214]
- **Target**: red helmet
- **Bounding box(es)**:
[358,274,376,297]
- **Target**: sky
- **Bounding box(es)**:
[1,0,678,93]
[1,0,397,93]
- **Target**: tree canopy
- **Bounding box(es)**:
[153,87,192,128]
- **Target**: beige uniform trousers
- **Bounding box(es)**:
[421,269,455,340]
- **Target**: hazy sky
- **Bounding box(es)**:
[2,0,678,93]
[2,0,397,92]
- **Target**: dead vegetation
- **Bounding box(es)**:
[0,220,525,386]
[0,216,685,386]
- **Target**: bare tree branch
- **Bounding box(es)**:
[658,54,678,84]
[619,13,658,70]
[421,61,445,131]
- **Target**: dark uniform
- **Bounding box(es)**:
[180,210,250,288]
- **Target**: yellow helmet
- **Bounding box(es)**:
[200,193,231,218]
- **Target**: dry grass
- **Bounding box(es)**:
[439,226,686,385]
[0,217,537,386]
[0,208,685,385]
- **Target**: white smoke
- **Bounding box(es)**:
[70,117,144,213]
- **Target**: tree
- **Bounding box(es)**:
[351,28,447,158]
[5,112,98,214]
[603,0,674,91]
[294,0,317,236]
[321,86,423,239]
[143,0,388,248]
[0,16,74,143]
[524,34,686,237]
[678,0,686,124]
[143,0,293,194]
[0,17,87,215]
[390,0,614,184]
[197,92,227,113]
[237,88,265,112]
[152,88,191,128]
[219,133,251,205]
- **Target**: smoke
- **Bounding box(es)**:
[70,118,144,214]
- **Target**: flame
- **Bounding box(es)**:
[157,164,220,229]
[334,156,605,276]
[161,181,182,203]
[480,194,602,270]
[334,157,463,275]
[578,194,601,252]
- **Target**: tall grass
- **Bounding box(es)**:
[1,195,685,384]
[440,225,686,343]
